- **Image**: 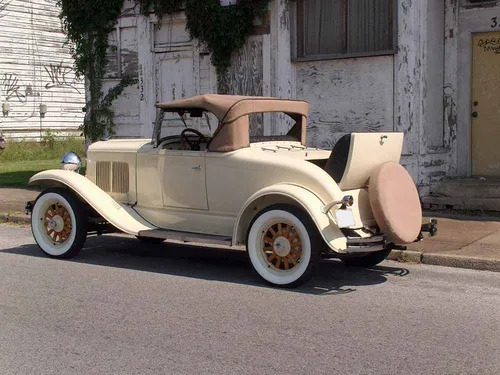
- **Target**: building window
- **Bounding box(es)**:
[295,0,397,60]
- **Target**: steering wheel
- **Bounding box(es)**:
[180,128,208,151]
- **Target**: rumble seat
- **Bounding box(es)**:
[324,134,351,183]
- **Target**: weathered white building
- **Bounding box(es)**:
[0,0,85,140]
[98,0,500,200]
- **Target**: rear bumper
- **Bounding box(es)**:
[346,235,386,253]
[344,219,438,254]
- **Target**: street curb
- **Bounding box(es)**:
[389,249,500,273]
[421,253,500,272]
[0,212,31,224]
[388,250,422,263]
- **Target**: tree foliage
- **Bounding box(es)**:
[58,0,269,141]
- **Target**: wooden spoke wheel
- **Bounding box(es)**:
[246,205,320,288]
[43,202,73,245]
[262,222,303,271]
[31,188,88,259]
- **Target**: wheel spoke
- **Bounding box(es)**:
[47,229,54,237]
[288,255,297,265]
[264,236,274,246]
[268,227,277,239]
[268,253,277,262]
[290,249,301,258]
[288,231,298,242]
[291,241,302,249]
[284,257,289,270]
[283,224,290,238]
[275,256,281,269]
[277,223,283,236]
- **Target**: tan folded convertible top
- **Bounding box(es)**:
[155,94,309,152]
[156,94,309,124]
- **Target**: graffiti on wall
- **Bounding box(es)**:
[476,37,500,54]
[1,73,27,103]
[0,62,82,121]
[44,62,81,93]
[0,0,10,18]
[1,62,81,98]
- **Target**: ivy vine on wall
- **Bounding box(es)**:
[57,0,270,142]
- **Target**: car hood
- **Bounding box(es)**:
[87,139,151,153]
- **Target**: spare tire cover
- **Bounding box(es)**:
[368,161,422,244]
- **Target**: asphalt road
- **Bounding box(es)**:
[0,223,499,375]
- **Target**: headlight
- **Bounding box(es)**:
[61,152,81,172]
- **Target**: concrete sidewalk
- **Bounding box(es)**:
[392,216,500,272]
[1,187,499,272]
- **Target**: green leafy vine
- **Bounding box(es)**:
[58,0,269,141]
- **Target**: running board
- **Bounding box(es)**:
[138,229,232,246]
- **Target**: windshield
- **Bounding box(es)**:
[156,110,216,141]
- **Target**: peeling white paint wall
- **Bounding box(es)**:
[296,57,394,149]
[0,0,85,140]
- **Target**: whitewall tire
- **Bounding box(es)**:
[31,188,88,258]
[246,205,320,288]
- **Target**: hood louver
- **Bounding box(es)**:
[96,161,129,194]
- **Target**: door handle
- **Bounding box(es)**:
[191,165,201,171]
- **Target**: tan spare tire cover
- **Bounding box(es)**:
[368,161,422,244]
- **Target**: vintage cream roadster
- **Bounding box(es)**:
[26,95,437,287]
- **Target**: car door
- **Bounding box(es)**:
[159,149,208,210]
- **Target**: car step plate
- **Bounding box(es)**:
[138,229,232,246]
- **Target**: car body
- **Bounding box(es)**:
[27,94,437,287]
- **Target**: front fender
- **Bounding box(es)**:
[29,170,155,235]
[233,184,347,251]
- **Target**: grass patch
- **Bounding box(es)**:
[0,137,86,187]
[0,159,87,187]
[0,137,85,162]
[0,159,61,187]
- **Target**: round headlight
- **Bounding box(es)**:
[61,152,82,172]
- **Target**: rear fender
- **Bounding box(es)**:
[233,184,347,251]
[29,170,155,235]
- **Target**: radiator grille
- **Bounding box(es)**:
[96,161,111,192]
[95,161,129,194]
[111,162,129,193]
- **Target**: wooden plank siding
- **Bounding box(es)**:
[0,0,85,140]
